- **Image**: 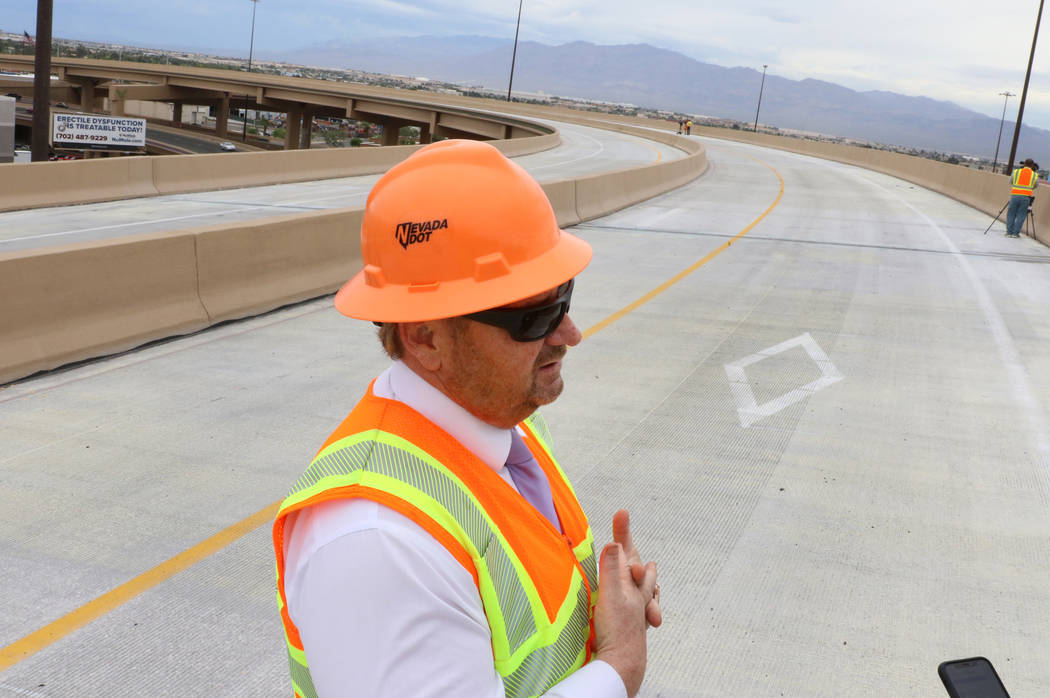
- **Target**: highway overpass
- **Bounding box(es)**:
[0,55,552,148]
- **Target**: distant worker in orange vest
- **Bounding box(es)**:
[273,139,662,698]
[1006,158,1039,237]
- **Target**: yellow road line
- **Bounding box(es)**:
[0,501,280,671]
[641,141,663,163]
[0,158,784,671]
[585,158,785,338]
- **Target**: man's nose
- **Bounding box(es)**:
[547,313,582,347]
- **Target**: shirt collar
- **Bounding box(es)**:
[374,361,513,473]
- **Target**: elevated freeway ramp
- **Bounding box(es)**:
[1,133,1049,696]
[0,119,681,253]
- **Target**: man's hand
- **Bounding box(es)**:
[593,542,656,697]
[612,510,662,628]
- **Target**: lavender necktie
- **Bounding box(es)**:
[505,429,560,530]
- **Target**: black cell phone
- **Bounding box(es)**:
[938,657,1010,698]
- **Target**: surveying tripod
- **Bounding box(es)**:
[983,201,1036,237]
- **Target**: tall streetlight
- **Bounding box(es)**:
[753,64,768,133]
[31,0,53,162]
[1006,0,1044,174]
[992,91,1014,172]
[242,0,260,143]
[507,0,524,102]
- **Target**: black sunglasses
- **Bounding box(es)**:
[465,279,574,342]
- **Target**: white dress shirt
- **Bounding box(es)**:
[283,360,625,698]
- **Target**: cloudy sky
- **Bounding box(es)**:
[6,0,1050,128]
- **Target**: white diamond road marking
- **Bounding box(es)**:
[724,332,844,428]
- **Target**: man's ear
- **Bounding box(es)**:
[399,321,443,372]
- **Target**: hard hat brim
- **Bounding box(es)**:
[334,228,593,323]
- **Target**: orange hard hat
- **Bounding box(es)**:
[334,139,592,322]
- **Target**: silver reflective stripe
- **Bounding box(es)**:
[289,438,494,555]
[525,412,554,453]
[288,439,375,495]
[285,434,544,689]
[288,650,319,698]
[579,549,598,597]
[502,580,591,698]
[485,533,537,655]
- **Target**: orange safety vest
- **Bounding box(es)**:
[273,383,598,698]
[1011,167,1039,196]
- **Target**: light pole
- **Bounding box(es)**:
[753,64,767,132]
[507,0,524,102]
[1006,0,1044,174]
[992,91,1014,172]
[31,0,53,162]
[243,0,259,143]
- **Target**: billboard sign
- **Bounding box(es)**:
[52,113,146,151]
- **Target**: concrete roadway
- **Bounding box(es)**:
[1,135,1049,696]
[0,118,681,253]
[144,124,263,155]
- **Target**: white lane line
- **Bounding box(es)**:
[724,333,844,428]
[523,125,606,171]
[0,189,370,245]
[861,173,1050,496]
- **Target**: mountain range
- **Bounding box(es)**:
[281,36,1050,165]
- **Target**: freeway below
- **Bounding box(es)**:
[0,117,680,252]
[13,103,265,156]
[2,133,1050,696]
[144,123,265,155]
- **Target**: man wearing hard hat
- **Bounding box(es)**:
[1005,158,1039,238]
[273,140,661,698]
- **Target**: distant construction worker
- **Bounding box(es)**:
[1005,158,1039,237]
[273,139,662,698]
[685,119,692,135]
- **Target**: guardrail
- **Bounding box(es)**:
[689,125,1049,249]
[0,117,706,384]
[0,131,561,212]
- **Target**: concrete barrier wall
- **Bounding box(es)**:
[1,123,703,384]
[195,208,364,323]
[689,125,1049,248]
[492,132,559,159]
[0,232,210,383]
[545,114,706,224]
[0,156,159,210]
[0,130,559,212]
[477,97,1048,247]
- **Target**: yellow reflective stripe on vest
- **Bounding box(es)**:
[1013,168,1036,188]
[500,572,591,697]
[523,411,555,454]
[574,529,599,604]
[286,641,319,698]
[479,530,539,658]
[522,413,581,503]
[277,583,319,698]
[278,426,592,697]
[1012,168,1037,194]
[522,413,596,603]
[285,431,491,558]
